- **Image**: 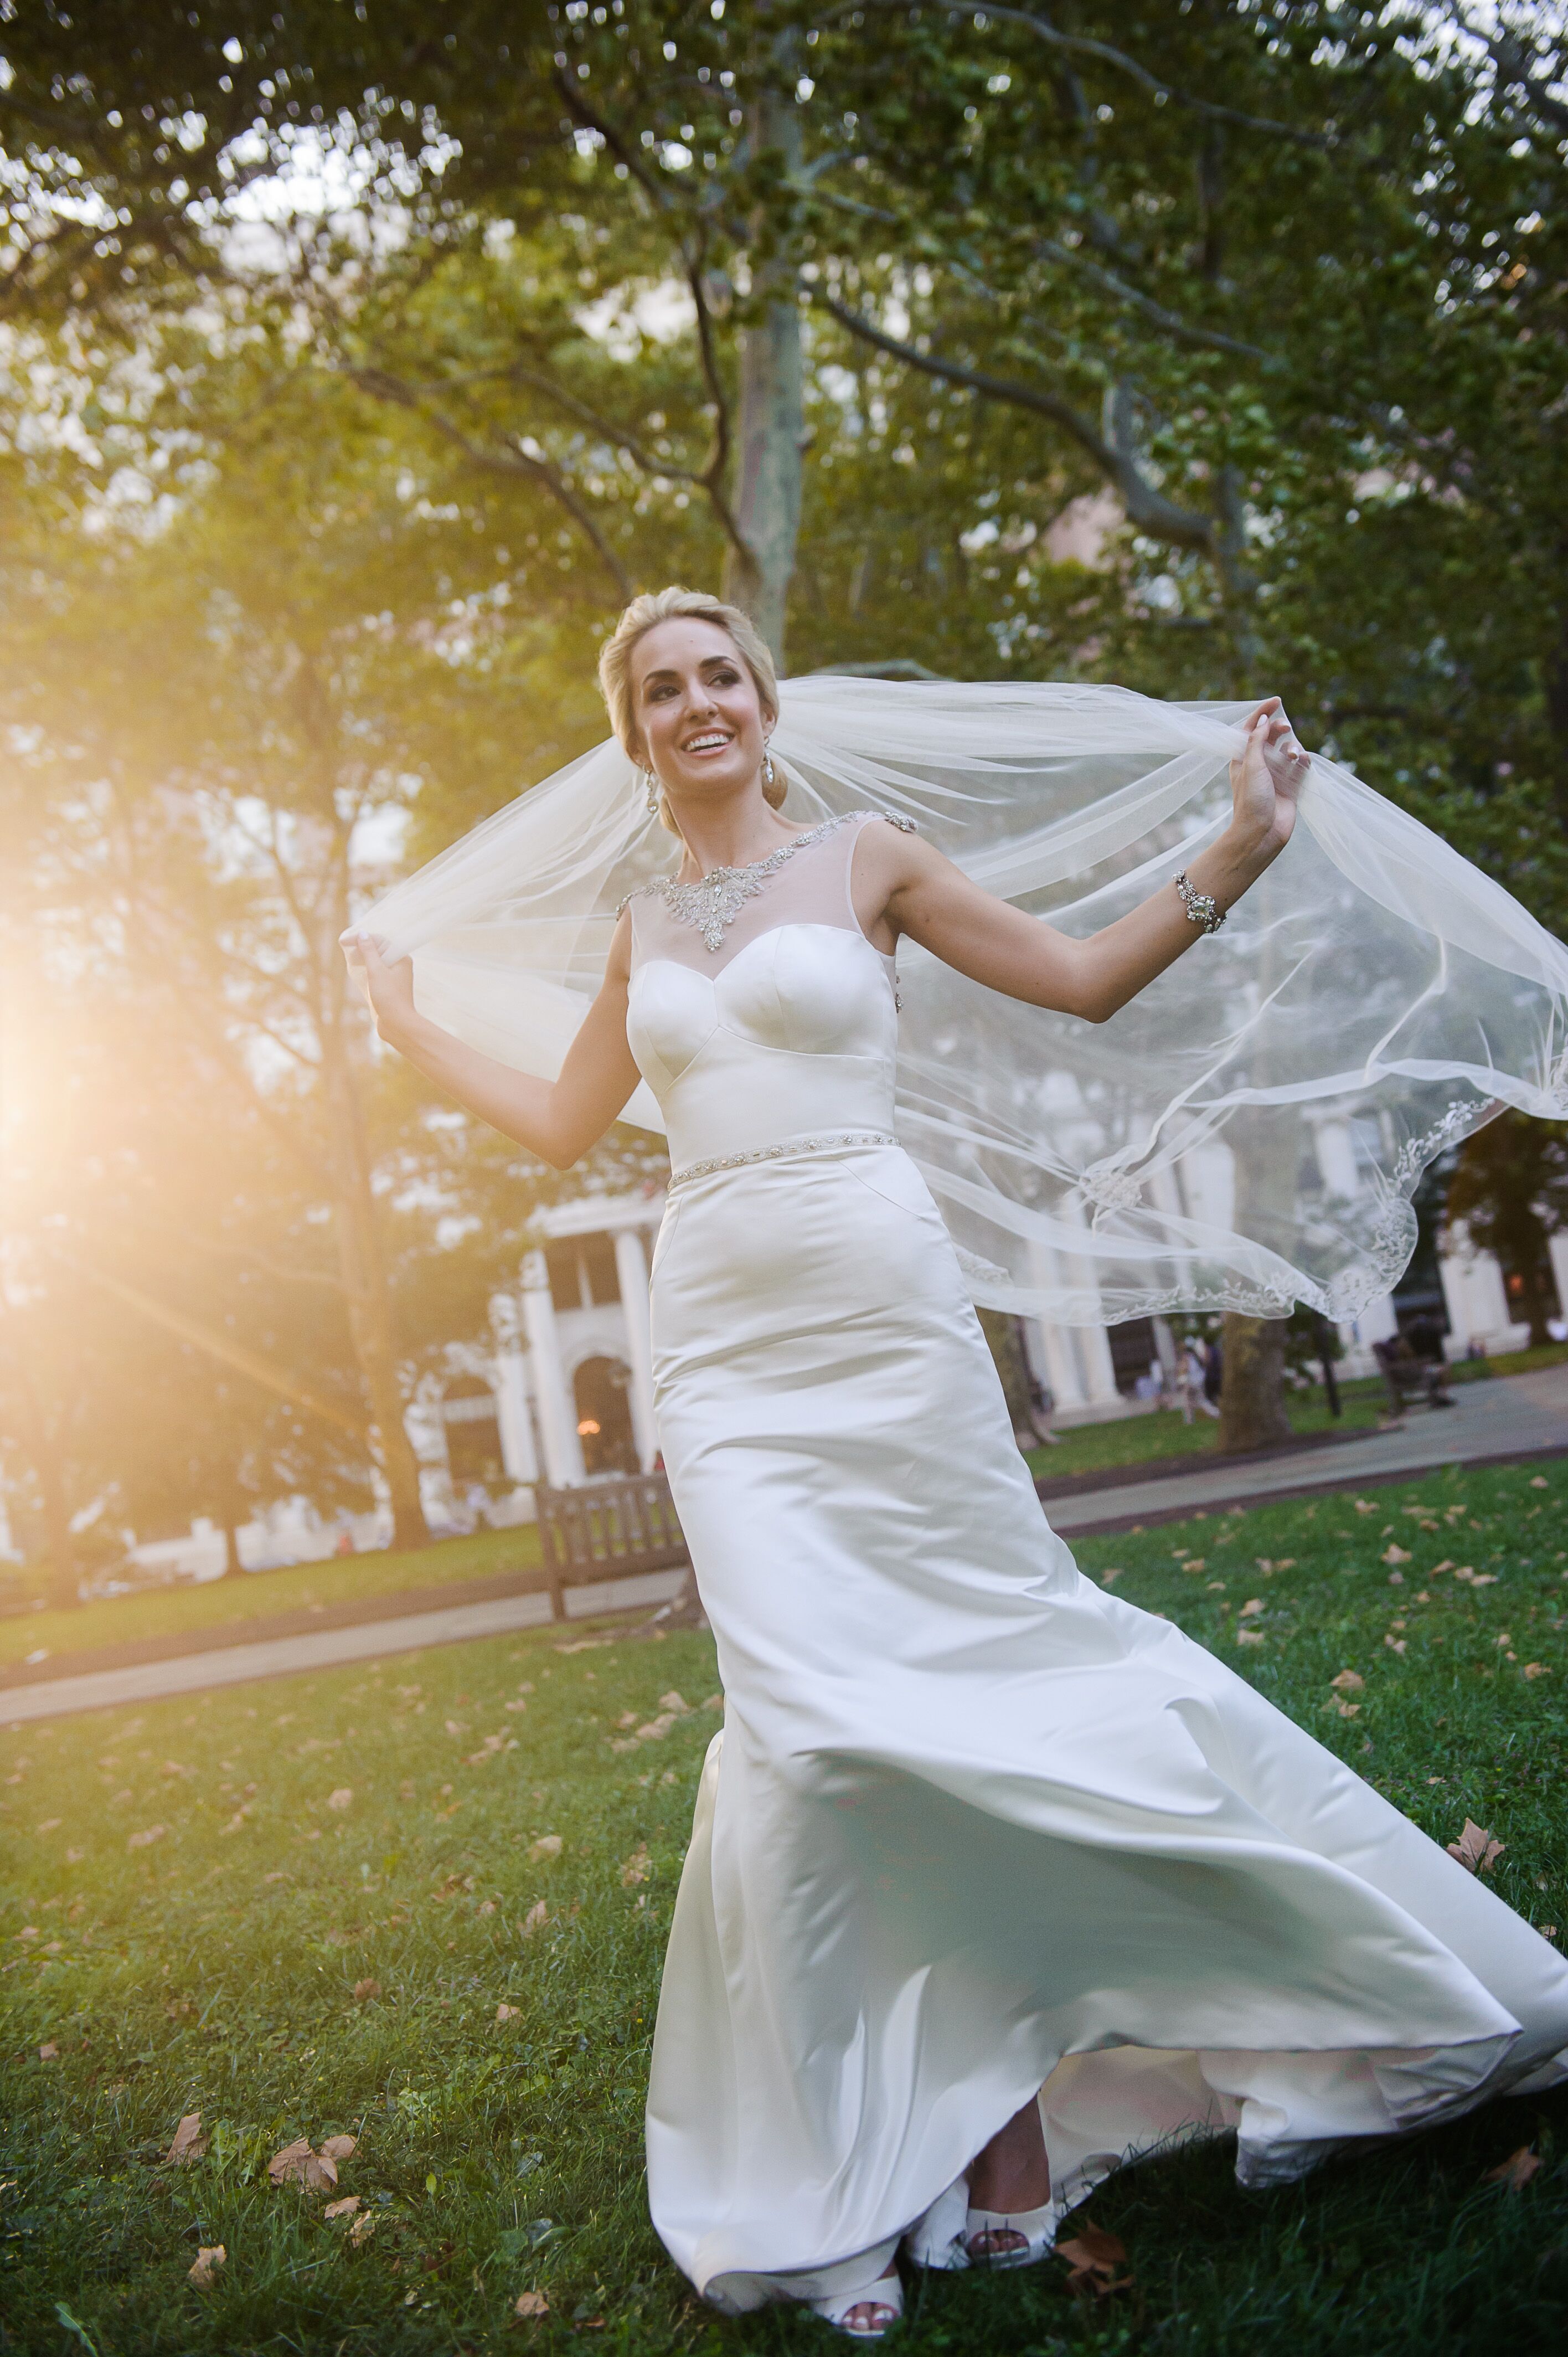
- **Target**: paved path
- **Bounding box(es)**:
[0,1568,685,1728]
[1045,1361,1568,1536]
[7,1366,1566,1728]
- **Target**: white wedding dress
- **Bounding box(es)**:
[622,812,1568,2315]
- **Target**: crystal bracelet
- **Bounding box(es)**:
[1173,870,1226,934]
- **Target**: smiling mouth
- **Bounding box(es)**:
[682,732,733,754]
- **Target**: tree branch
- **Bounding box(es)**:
[817,293,1215,552]
[1027,236,1270,361]
[349,367,635,599]
[834,1,1333,146]
[55,1252,372,1441]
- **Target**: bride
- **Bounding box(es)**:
[347,588,1568,2339]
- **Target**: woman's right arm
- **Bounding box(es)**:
[344,914,643,1171]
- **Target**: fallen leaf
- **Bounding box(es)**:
[38,2041,58,2060]
[1354,1499,1375,1515]
[621,1844,651,1887]
[1325,1696,1361,1719]
[1530,1476,1550,1490]
[1447,1818,1505,1875]
[319,2134,357,2163]
[1330,1670,1365,1692]
[1384,1635,1407,1655]
[521,1901,549,1938]
[635,1715,676,1741]
[1483,2145,1541,2191]
[527,1835,563,1862]
[324,2195,361,2220]
[326,1787,353,1812]
[188,2243,225,2292]
[497,2001,521,2023]
[1523,1663,1551,1679]
[515,2289,550,2320]
[165,2112,208,2166]
[657,1691,691,1715]
[267,2137,339,2193]
[352,1978,380,2001]
[1239,1598,1264,1617]
[127,1824,166,1851]
[349,2210,376,2246]
[1057,2219,1131,2296]
[702,1693,724,1712]
[1236,1628,1266,1646]
[36,1816,61,1835]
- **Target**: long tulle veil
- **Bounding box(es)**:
[354,677,1568,1325]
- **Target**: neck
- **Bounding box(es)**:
[667,785,795,877]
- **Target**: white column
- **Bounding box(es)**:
[1551,1233,1568,1329]
[521,1249,585,1486]
[1029,1315,1086,1413]
[491,1349,539,1487]
[1077,1321,1123,1407]
[613,1224,659,1470]
[1313,1116,1360,1201]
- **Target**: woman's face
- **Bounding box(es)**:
[629,617,772,805]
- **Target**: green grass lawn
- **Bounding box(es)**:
[3,1461,1566,2355]
[0,1525,544,1673]
[1024,1377,1388,1483]
[1025,1338,1568,1485]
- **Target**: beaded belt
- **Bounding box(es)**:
[666,1130,899,1193]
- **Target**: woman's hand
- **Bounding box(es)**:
[1229,695,1311,855]
[342,931,419,1044]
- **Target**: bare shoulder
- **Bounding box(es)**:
[603,905,633,989]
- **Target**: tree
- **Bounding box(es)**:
[1444,1111,1568,1348]
[4,0,1556,1478]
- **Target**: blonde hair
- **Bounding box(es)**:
[597,586,783,832]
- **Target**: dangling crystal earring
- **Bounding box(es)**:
[763,748,776,789]
[642,769,660,815]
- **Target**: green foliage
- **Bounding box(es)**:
[2,1463,1566,2350]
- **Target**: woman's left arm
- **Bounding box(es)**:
[862,698,1310,1023]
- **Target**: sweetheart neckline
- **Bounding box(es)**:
[628,919,896,985]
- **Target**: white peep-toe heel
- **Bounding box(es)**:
[809,2264,904,2339]
[963,2199,1059,2269]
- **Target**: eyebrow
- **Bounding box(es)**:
[638,655,740,688]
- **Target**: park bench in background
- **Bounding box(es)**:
[534,1471,690,1621]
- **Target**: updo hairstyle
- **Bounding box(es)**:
[597,586,783,834]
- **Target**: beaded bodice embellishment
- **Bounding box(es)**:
[622,809,917,953]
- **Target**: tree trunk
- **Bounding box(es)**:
[723,57,804,666]
[3,1349,79,1609]
[979,1309,1051,1449]
[319,1026,431,1551]
[1217,1312,1293,1454]
[312,845,432,1552]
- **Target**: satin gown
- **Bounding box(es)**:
[622,812,1568,2315]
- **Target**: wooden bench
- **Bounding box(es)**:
[534,1471,690,1622]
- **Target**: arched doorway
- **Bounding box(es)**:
[572,1356,637,1476]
